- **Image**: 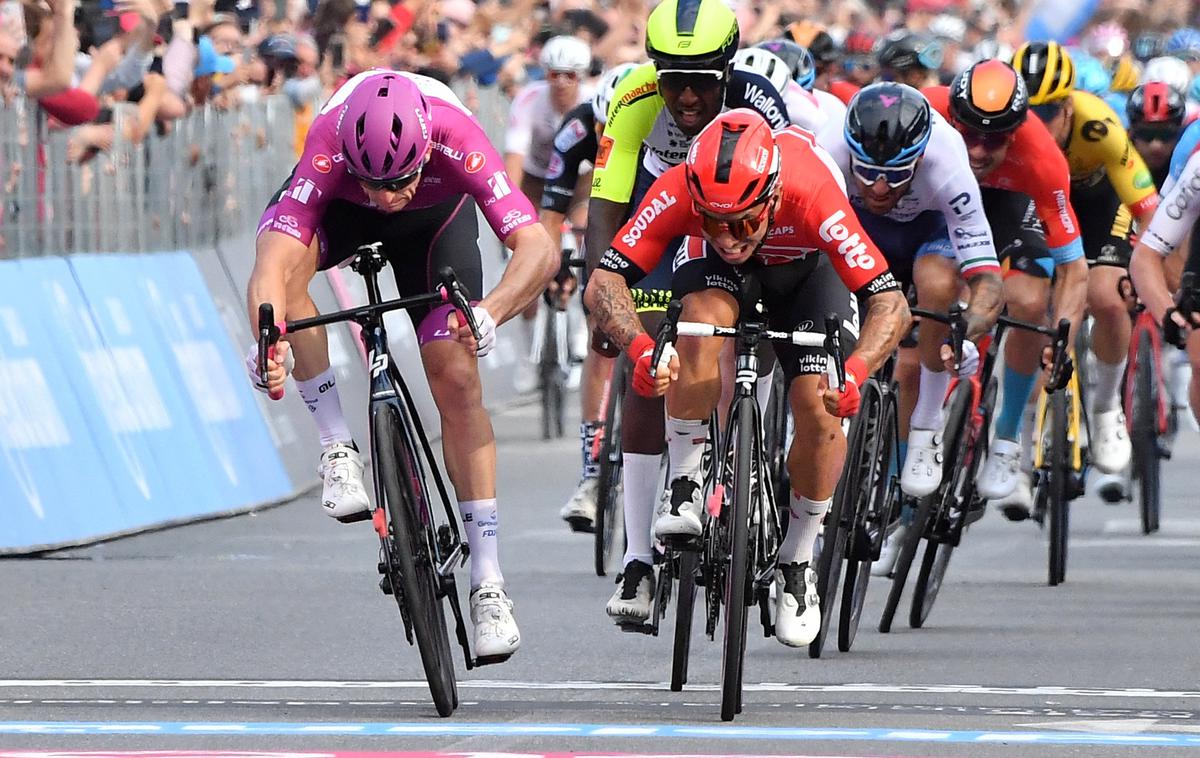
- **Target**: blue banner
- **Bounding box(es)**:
[1025,0,1101,43]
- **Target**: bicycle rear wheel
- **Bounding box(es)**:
[909,380,972,629]
[1047,390,1070,586]
[594,358,627,576]
[720,397,755,722]
[374,405,457,717]
[878,494,932,634]
[671,549,698,692]
[1132,337,1161,535]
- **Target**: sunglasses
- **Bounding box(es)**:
[843,57,877,73]
[955,125,1015,151]
[850,156,917,188]
[657,68,726,94]
[350,163,423,192]
[696,200,771,240]
[1031,101,1065,122]
[1131,125,1180,144]
[548,69,580,81]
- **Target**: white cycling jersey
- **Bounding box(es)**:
[782,84,847,148]
[1143,147,1200,257]
[505,79,594,179]
[820,108,999,277]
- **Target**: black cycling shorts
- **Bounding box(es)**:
[312,195,483,325]
[981,188,1053,279]
[671,242,859,385]
[1071,179,1133,268]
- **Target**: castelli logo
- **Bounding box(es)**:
[414,107,429,140]
[312,154,332,173]
[465,151,486,173]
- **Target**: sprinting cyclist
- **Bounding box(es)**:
[827,82,1002,572]
[583,0,790,625]
[923,60,1089,512]
[1011,41,1161,485]
[586,109,910,647]
[248,71,558,662]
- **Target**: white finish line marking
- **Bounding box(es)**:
[0,680,1195,700]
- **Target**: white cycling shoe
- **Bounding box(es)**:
[994,471,1034,522]
[871,523,907,577]
[470,582,521,663]
[1091,409,1132,474]
[774,562,821,647]
[976,438,1022,500]
[654,476,704,539]
[901,429,943,497]
[560,478,598,533]
[318,443,371,522]
[605,559,655,624]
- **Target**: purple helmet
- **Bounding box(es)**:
[337,73,432,182]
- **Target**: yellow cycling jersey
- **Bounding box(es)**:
[1063,90,1159,218]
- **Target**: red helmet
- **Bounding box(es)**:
[1127,81,1186,127]
[684,109,780,215]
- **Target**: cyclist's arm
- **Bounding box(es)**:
[539,208,566,253]
[486,223,559,324]
[1050,257,1088,341]
[540,110,597,251]
[1131,149,1200,325]
[1096,122,1159,226]
[584,269,644,349]
[246,231,312,336]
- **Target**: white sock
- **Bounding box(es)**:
[295,368,352,448]
[666,416,709,482]
[910,365,950,431]
[756,374,774,414]
[1091,354,1126,413]
[778,493,831,565]
[460,498,502,590]
[621,452,661,567]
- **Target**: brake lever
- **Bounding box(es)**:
[824,314,846,391]
[438,266,481,342]
[650,299,684,379]
[257,303,284,401]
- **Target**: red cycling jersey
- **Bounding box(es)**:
[924,86,1084,260]
[599,126,899,297]
[827,79,861,107]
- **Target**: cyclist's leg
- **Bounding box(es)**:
[978,190,1052,503]
[261,195,382,519]
[767,256,859,647]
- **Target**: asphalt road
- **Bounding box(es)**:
[3,397,1200,757]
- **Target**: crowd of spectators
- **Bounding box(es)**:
[0,0,1197,163]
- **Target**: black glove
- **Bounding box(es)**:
[1163,308,1189,350]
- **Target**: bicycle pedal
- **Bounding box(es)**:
[616,620,655,635]
[378,573,393,595]
[336,509,373,525]
[565,516,596,534]
[473,652,514,666]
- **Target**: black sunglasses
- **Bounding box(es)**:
[350,163,423,192]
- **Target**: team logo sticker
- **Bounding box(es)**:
[312,154,332,173]
[465,151,487,173]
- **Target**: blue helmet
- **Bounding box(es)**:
[1167,27,1200,59]
[754,39,816,91]
[1072,51,1113,95]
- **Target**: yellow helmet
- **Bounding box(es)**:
[1011,41,1076,105]
[1108,53,1141,93]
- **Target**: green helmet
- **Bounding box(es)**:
[645,0,740,70]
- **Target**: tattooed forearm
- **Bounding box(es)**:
[853,290,911,373]
[584,270,645,351]
[965,271,1004,340]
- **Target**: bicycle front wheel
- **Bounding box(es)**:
[374,405,457,716]
[1047,389,1070,586]
[1132,336,1161,535]
[594,358,627,576]
[720,397,756,722]
[671,549,698,692]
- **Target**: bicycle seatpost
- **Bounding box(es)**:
[257,303,284,400]
[651,299,684,378]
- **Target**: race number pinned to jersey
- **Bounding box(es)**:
[465,151,487,173]
[596,136,614,169]
[312,154,333,174]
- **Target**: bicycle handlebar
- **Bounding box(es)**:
[255,267,478,401]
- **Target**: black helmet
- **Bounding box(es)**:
[949,59,1029,134]
[1127,81,1186,128]
[876,31,944,71]
[844,82,933,166]
[754,39,816,90]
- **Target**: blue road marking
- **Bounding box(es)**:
[0,722,1198,746]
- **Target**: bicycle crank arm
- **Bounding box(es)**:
[444,588,476,671]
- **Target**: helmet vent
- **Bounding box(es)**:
[715,122,747,183]
[676,0,701,35]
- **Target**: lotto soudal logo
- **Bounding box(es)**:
[818,209,877,270]
[312,154,332,173]
[465,151,486,173]
[620,190,677,247]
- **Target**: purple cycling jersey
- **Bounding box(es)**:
[258,70,538,251]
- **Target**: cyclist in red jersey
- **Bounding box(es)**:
[924,61,1088,510]
[585,109,910,648]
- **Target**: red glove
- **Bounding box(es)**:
[827,355,869,417]
[627,333,660,398]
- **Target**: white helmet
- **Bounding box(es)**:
[733,47,792,95]
[1144,55,1191,93]
[592,62,640,124]
[540,35,592,74]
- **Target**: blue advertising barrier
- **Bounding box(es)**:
[0,253,292,553]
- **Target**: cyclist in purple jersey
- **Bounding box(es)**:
[248,70,557,663]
